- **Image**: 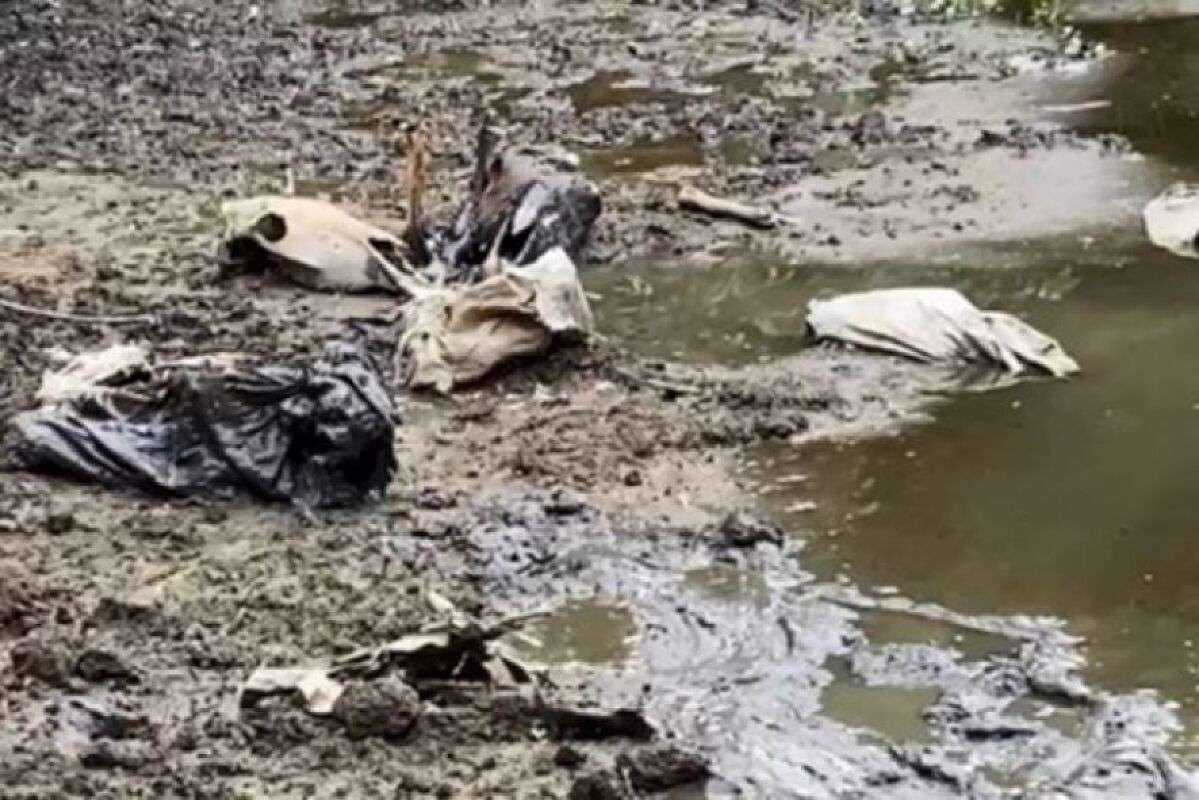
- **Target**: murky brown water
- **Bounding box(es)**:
[587,240,1199,746]
[758,250,1199,735]
[582,1,1199,750]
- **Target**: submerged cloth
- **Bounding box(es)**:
[1144,182,1199,259]
[806,288,1079,377]
[11,341,396,508]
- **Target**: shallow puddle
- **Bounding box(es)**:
[517,600,638,666]
[306,9,385,28]
[365,48,505,84]
[581,134,705,176]
[304,0,390,28]
[580,134,758,178]
[856,608,1016,662]
[568,71,715,113]
[683,565,772,607]
[821,681,940,743]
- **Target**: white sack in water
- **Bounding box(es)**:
[1144,183,1199,259]
[397,247,593,393]
[806,288,1079,377]
[219,196,410,292]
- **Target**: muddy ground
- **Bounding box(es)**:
[1,0,1195,798]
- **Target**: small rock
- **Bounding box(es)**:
[0,576,35,637]
[716,511,784,548]
[543,487,587,516]
[44,512,75,535]
[10,637,75,687]
[393,770,434,799]
[332,675,421,740]
[412,485,458,510]
[75,648,137,684]
[554,744,587,769]
[616,744,710,792]
[79,740,158,771]
[569,770,626,800]
[171,724,199,753]
[621,468,642,487]
[61,697,148,741]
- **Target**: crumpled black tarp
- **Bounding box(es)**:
[428,125,602,283]
[11,340,396,508]
[441,178,601,278]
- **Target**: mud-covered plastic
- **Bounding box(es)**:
[10,340,396,508]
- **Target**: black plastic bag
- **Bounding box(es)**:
[441,177,601,278]
[430,126,601,282]
[11,340,396,508]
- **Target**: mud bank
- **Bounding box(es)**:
[2,0,1196,798]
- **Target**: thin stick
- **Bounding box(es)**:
[402,122,433,267]
[0,298,152,325]
[678,184,779,230]
[608,364,701,396]
[481,224,505,278]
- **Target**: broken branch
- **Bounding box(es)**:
[0,298,152,325]
[677,185,778,230]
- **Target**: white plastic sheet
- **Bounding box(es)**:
[806,288,1079,377]
[1144,183,1199,259]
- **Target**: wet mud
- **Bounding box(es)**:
[2,0,1197,797]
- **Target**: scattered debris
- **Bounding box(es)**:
[616,744,711,792]
[11,337,395,508]
[241,667,345,715]
[547,707,655,742]
[1144,182,1199,259]
[678,184,778,229]
[331,608,546,682]
[806,288,1080,377]
[215,121,601,393]
[239,607,656,747]
[331,675,422,740]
